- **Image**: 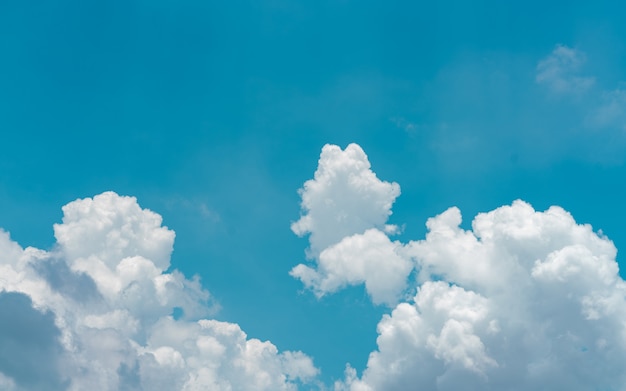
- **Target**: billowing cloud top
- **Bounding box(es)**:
[0,192,317,391]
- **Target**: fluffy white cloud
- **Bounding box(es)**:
[536,44,595,94]
[291,229,411,306]
[289,144,626,390]
[6,143,626,391]
[290,144,409,305]
[332,200,626,390]
[291,143,400,256]
[138,318,318,390]
[0,192,317,391]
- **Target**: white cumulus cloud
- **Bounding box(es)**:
[293,144,626,390]
[291,143,401,256]
[291,229,412,305]
[290,144,410,305]
[342,200,626,390]
[5,143,626,391]
[0,192,318,391]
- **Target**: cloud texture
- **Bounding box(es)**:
[292,144,626,390]
[0,192,317,391]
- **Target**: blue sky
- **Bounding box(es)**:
[2,1,626,389]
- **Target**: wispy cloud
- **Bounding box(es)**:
[536,45,595,95]
[587,87,626,131]
[535,45,626,159]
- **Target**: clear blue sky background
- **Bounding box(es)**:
[1,0,626,384]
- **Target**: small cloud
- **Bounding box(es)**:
[536,44,595,95]
[290,144,409,306]
[291,143,401,256]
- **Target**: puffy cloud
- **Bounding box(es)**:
[294,144,626,390]
[139,318,318,390]
[54,191,175,274]
[291,143,401,256]
[536,44,595,94]
[0,192,317,390]
[334,201,626,390]
[290,144,409,305]
[291,229,411,305]
[6,143,626,391]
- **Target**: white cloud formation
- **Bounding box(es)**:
[291,144,626,390]
[291,143,401,256]
[536,44,595,94]
[5,143,626,391]
[0,192,317,391]
[290,144,410,305]
[334,200,626,390]
[291,229,412,305]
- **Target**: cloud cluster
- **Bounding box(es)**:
[0,192,317,391]
[4,142,626,391]
[346,202,626,390]
[292,144,626,390]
